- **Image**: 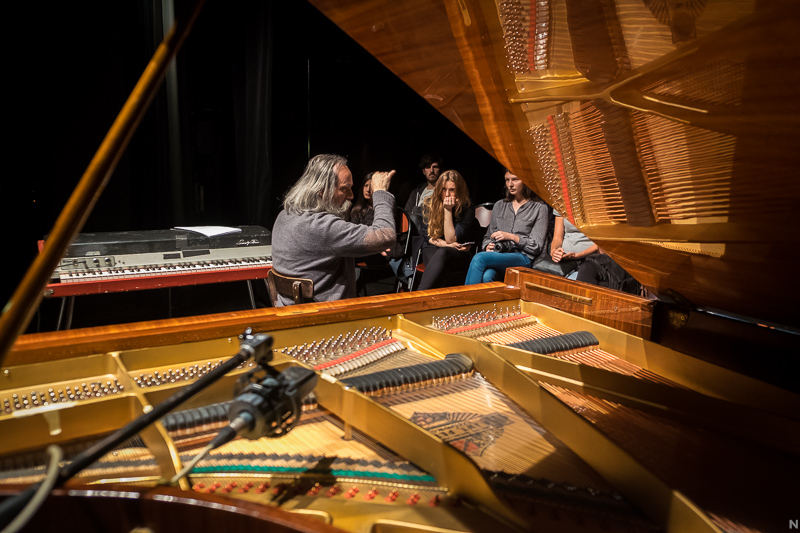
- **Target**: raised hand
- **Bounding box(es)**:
[371,170,396,191]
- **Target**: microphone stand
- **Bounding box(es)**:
[0,328,272,530]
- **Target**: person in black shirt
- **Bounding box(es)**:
[417,170,475,290]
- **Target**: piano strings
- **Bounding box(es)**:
[614,0,674,66]
[340,353,657,528]
[0,437,158,485]
[511,1,788,240]
[531,105,629,226]
[0,309,676,489]
[335,347,443,379]
[271,323,628,495]
[375,374,611,489]
[437,308,678,387]
[0,400,441,494]
[635,114,738,220]
[197,415,431,477]
[500,0,600,77]
[498,0,757,79]
[1,308,696,531]
[422,302,795,531]
[530,97,753,229]
[541,382,794,533]
[272,322,619,496]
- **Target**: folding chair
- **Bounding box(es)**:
[398,210,429,291]
[392,210,411,292]
[409,246,426,291]
[474,202,494,245]
[474,202,494,227]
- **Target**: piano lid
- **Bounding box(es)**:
[308,0,800,326]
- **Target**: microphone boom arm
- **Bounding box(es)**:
[0,328,272,529]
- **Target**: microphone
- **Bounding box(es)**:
[209,366,318,449]
[171,365,318,484]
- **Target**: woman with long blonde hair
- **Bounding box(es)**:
[417,170,475,290]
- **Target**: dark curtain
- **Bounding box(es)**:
[234,1,274,227]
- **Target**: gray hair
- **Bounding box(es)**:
[283,154,350,216]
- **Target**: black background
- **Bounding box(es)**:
[5,1,504,330]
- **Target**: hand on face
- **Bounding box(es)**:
[441,180,457,210]
[371,170,395,192]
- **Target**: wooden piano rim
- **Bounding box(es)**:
[0,483,344,533]
[505,267,655,339]
[7,283,519,366]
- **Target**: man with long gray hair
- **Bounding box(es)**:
[271,154,396,305]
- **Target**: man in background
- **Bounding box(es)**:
[404,154,442,217]
[271,154,396,305]
[392,154,442,287]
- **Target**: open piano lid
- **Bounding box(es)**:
[308,0,800,326]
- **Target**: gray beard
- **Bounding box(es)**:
[332,199,351,220]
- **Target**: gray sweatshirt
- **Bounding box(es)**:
[272,190,396,305]
[481,198,550,260]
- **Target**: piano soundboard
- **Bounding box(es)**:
[43,226,272,298]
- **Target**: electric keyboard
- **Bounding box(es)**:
[43,226,272,298]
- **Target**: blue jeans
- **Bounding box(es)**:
[465,251,531,285]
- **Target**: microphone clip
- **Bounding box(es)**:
[238,327,273,368]
[229,366,317,440]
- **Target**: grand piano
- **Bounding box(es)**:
[1,1,798,532]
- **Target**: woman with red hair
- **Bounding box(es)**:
[417,170,475,290]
